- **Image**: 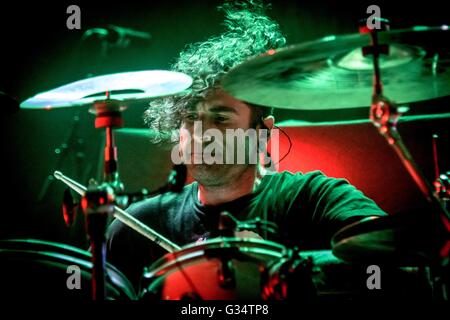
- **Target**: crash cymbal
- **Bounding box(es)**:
[331,214,441,265]
[222,25,450,110]
[20,70,192,109]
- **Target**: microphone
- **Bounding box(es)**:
[82,25,151,48]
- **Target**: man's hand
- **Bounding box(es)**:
[234,230,263,240]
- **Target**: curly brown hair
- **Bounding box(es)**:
[144,0,286,142]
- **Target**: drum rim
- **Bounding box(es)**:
[0,238,92,258]
[0,238,137,299]
[143,237,287,279]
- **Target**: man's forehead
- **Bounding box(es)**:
[190,91,250,113]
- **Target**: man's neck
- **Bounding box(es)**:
[198,167,263,206]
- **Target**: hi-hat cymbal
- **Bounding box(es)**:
[21,70,192,110]
[331,213,441,265]
[222,25,450,110]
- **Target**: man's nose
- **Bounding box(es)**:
[192,119,217,147]
[192,131,214,148]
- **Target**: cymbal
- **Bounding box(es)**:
[331,214,440,265]
[20,70,192,109]
[222,25,450,110]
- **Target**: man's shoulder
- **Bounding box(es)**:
[126,182,196,217]
[264,170,328,186]
[261,170,357,202]
[107,182,196,234]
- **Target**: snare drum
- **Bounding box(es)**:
[139,237,295,300]
[0,238,136,299]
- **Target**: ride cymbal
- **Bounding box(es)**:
[222,25,450,110]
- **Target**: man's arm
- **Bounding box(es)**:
[282,171,387,249]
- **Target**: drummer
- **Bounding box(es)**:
[106,0,387,290]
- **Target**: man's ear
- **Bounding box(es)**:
[262,115,275,130]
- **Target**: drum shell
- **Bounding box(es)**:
[139,238,288,300]
[0,239,136,300]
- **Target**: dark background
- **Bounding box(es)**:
[1,0,449,249]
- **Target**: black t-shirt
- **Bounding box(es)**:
[106,170,386,290]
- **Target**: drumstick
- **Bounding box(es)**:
[54,171,181,253]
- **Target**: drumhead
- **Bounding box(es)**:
[144,237,287,279]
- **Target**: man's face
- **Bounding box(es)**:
[179,89,257,187]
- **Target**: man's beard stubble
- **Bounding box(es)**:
[188,162,256,188]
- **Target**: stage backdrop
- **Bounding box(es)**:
[110,113,450,216]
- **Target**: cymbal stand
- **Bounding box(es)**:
[54,93,181,299]
[431,134,450,299]
[361,19,450,299]
[80,94,126,300]
[432,134,450,206]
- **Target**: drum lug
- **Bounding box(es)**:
[218,258,236,289]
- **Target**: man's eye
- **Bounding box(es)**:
[185,114,198,121]
[214,115,228,122]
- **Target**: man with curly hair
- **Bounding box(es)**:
[106,1,386,292]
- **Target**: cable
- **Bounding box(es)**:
[267,125,292,167]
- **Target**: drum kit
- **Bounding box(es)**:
[3,22,450,300]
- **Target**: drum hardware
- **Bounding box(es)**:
[139,238,290,300]
[432,134,450,203]
[81,182,115,300]
[51,91,131,299]
[363,19,448,210]
[222,20,450,299]
[361,18,450,298]
[62,187,79,227]
[141,238,425,301]
[237,217,279,236]
[67,92,127,300]
[261,247,316,300]
[54,170,181,253]
[217,256,236,290]
[431,133,450,299]
[113,163,187,205]
[0,239,136,299]
[198,213,309,298]
[213,211,279,238]
[19,70,193,299]
[59,174,166,301]
[54,103,182,298]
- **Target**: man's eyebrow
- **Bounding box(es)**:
[209,106,238,114]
